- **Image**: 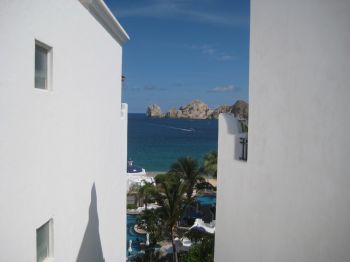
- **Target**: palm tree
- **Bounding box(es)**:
[156,177,189,262]
[128,183,141,207]
[138,181,156,210]
[169,157,202,200]
[202,151,217,178]
[139,209,163,262]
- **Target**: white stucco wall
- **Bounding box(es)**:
[215,1,350,261]
[0,0,127,261]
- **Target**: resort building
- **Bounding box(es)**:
[215,1,350,261]
[0,0,129,261]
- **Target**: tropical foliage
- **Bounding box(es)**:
[202,151,217,178]
[127,203,137,210]
[138,181,158,210]
[195,181,216,191]
[129,154,216,262]
[138,209,164,262]
[155,174,190,262]
[139,209,163,245]
[179,235,215,262]
[169,157,202,200]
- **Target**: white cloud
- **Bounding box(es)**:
[208,85,239,93]
[218,55,235,61]
[144,85,167,91]
[115,0,245,28]
[130,85,167,92]
[189,44,236,61]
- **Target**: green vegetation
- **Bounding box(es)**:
[132,172,190,262]
[179,236,215,262]
[240,120,248,133]
[139,209,163,245]
[169,157,203,200]
[127,203,137,210]
[157,173,190,262]
[139,181,158,210]
[202,151,217,178]
[138,209,164,262]
[195,181,216,191]
[129,154,217,262]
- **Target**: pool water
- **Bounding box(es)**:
[196,195,216,206]
[127,214,145,256]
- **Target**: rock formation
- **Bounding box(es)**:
[178,100,210,119]
[146,100,249,120]
[165,108,179,118]
[231,100,249,119]
[208,105,232,119]
[146,104,162,117]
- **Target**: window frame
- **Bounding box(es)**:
[36,218,54,262]
[34,40,53,91]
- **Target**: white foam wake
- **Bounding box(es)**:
[167,126,195,132]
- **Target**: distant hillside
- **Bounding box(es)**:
[146,100,249,120]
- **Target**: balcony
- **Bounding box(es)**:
[219,113,248,162]
[239,137,248,161]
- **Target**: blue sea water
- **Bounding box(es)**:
[128,113,218,171]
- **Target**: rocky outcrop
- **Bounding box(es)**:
[231,100,249,119]
[165,108,179,118]
[178,100,210,119]
[208,105,232,119]
[146,104,162,117]
[146,100,249,120]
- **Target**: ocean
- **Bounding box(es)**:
[127,113,218,171]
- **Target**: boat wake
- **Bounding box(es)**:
[148,123,195,132]
[167,126,195,132]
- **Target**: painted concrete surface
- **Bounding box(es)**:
[215,1,350,261]
[0,0,128,261]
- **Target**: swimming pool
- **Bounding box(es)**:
[127,214,145,256]
[196,195,216,206]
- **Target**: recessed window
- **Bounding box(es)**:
[36,219,54,262]
[35,40,52,90]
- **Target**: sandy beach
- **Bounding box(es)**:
[145,171,166,177]
[146,171,217,187]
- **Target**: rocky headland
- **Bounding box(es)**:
[146,100,248,120]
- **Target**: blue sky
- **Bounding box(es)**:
[105,0,250,113]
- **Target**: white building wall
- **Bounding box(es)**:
[0,0,128,261]
[215,1,350,261]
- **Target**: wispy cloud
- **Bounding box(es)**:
[131,85,167,92]
[208,85,239,93]
[115,0,246,28]
[189,44,236,61]
[144,85,167,91]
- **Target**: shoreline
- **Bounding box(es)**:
[146,171,217,187]
[146,171,167,177]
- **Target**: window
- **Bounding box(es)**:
[36,219,54,262]
[35,40,52,90]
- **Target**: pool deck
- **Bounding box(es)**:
[134,225,147,235]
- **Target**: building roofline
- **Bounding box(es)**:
[79,0,130,45]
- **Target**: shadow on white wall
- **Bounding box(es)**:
[76,183,105,262]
